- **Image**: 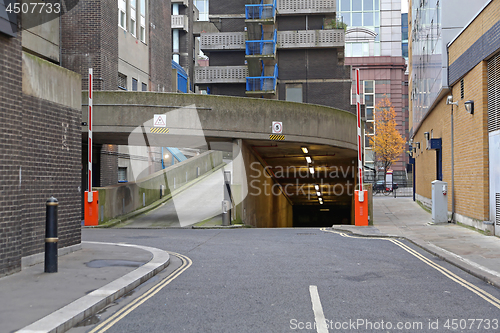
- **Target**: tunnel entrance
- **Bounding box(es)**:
[293,204,352,227]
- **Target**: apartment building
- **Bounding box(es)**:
[338,0,408,183]
[195,0,352,111]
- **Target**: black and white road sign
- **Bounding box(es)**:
[272,121,283,134]
[154,114,167,127]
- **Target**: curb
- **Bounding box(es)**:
[330,227,500,290]
[191,224,247,229]
[17,241,170,333]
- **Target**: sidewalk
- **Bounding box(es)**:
[333,196,500,288]
[0,241,170,333]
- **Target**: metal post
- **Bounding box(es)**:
[222,171,231,226]
[45,197,58,273]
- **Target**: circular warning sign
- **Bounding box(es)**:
[272,121,282,134]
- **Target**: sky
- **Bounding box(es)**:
[401,0,408,13]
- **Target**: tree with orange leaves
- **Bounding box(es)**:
[369,96,405,184]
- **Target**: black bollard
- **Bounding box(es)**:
[45,197,58,273]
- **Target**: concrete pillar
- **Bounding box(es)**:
[232,139,247,223]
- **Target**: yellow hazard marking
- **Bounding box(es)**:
[89,251,192,333]
[150,127,170,134]
[269,134,285,141]
[320,228,500,310]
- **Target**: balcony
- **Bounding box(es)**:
[245,30,277,58]
[245,0,277,23]
[246,64,278,94]
[172,15,188,32]
[201,29,344,52]
[277,0,336,15]
[200,32,246,51]
[195,66,248,84]
[277,29,344,48]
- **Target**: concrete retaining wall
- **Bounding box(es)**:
[95,151,223,223]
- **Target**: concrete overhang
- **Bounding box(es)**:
[82,91,357,150]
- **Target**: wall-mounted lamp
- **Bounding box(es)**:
[309,167,314,174]
[424,132,430,140]
[301,147,309,154]
[415,142,420,150]
[305,156,312,164]
[464,100,474,114]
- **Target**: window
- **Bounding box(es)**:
[341,0,351,11]
[118,167,127,182]
[194,0,209,21]
[130,0,137,37]
[140,0,146,42]
[363,0,373,11]
[352,0,362,11]
[286,84,303,103]
[118,73,127,90]
[132,78,138,91]
[118,0,126,29]
[142,82,147,91]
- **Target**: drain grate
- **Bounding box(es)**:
[296,233,317,236]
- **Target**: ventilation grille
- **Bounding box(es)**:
[488,53,500,132]
[496,193,500,226]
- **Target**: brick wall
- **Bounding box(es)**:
[149,0,172,91]
[61,0,119,91]
[21,95,82,257]
[209,51,245,66]
[448,0,500,66]
[1,32,82,276]
[414,62,489,221]
[209,0,245,15]
[100,144,119,187]
[278,49,350,80]
[0,32,23,276]
[277,15,324,30]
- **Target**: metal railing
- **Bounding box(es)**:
[277,0,336,14]
[195,66,248,84]
[245,0,277,20]
[245,30,277,56]
[246,64,278,92]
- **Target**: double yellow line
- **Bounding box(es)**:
[320,228,500,310]
[89,251,192,333]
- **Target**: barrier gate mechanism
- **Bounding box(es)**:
[354,68,368,226]
[85,68,99,226]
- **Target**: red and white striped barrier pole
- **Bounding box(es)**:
[88,68,93,201]
[356,68,363,194]
[354,68,368,225]
[84,68,98,226]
